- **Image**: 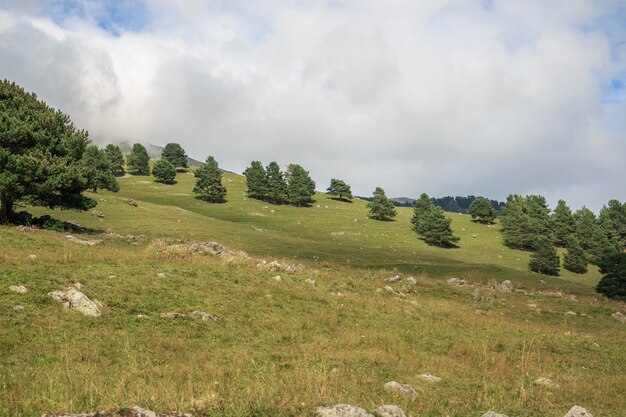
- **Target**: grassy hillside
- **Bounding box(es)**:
[1,171,624,417]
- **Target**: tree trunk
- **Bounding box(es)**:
[0,193,13,225]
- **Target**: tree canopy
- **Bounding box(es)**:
[326,179,353,201]
[243,161,268,200]
[126,143,151,175]
[411,193,459,247]
[285,164,316,206]
[193,155,226,203]
[596,251,626,301]
[104,144,126,177]
[265,162,288,204]
[152,159,177,184]
[0,80,96,224]
[552,200,575,247]
[528,235,560,276]
[367,187,396,221]
[161,142,188,169]
[469,196,496,224]
[82,145,119,193]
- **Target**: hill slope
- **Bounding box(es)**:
[1,172,624,417]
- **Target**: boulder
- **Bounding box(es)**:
[273,275,283,282]
[385,275,401,283]
[611,311,626,323]
[496,280,513,292]
[383,381,417,397]
[28,254,37,260]
[49,285,101,317]
[405,277,417,285]
[9,285,28,294]
[533,377,559,389]
[125,199,138,207]
[563,405,593,417]
[374,405,406,417]
[315,404,374,417]
[447,277,466,286]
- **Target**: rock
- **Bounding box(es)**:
[91,210,105,219]
[533,377,560,389]
[566,311,577,316]
[48,286,101,317]
[191,311,217,322]
[28,254,37,260]
[496,280,513,292]
[273,275,283,282]
[156,272,166,278]
[611,311,626,323]
[315,404,374,417]
[125,199,138,207]
[563,405,593,417]
[417,373,441,383]
[9,285,28,294]
[374,405,406,417]
[331,291,346,297]
[257,259,302,273]
[13,305,25,312]
[481,412,510,417]
[17,225,34,232]
[405,277,417,285]
[305,278,316,286]
[447,277,466,286]
[73,282,83,289]
[383,381,417,397]
[65,235,103,246]
[136,314,149,319]
[384,286,395,293]
[160,312,186,319]
[385,275,401,282]
[40,406,192,417]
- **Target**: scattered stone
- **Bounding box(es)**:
[13,305,25,312]
[160,312,186,319]
[566,311,577,316]
[257,259,303,273]
[104,230,144,244]
[527,303,537,308]
[65,235,103,246]
[384,286,395,293]
[533,377,560,389]
[48,285,101,317]
[191,311,217,322]
[305,278,316,286]
[447,277,466,286]
[385,275,401,282]
[17,225,34,232]
[481,412,510,417]
[496,280,513,292]
[315,404,374,417]
[40,406,192,417]
[73,282,83,289]
[124,199,138,207]
[91,210,105,219]
[136,314,149,319]
[27,254,37,260]
[9,285,28,294]
[273,275,283,282]
[331,291,346,298]
[156,272,166,278]
[563,405,593,417]
[405,277,417,285]
[151,239,245,259]
[417,373,441,383]
[611,311,626,323]
[375,405,406,417]
[383,381,417,397]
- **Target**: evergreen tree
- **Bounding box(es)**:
[411,193,435,233]
[326,179,353,201]
[161,142,188,169]
[574,206,597,250]
[551,199,576,247]
[418,206,460,247]
[367,187,396,220]
[265,162,288,204]
[126,143,151,175]
[526,194,551,242]
[285,164,316,206]
[152,159,177,184]
[596,251,626,301]
[500,194,530,249]
[528,236,560,276]
[0,80,96,224]
[563,235,588,274]
[243,161,269,200]
[82,145,119,193]
[469,196,497,224]
[104,144,126,177]
[193,155,226,203]
[598,199,626,250]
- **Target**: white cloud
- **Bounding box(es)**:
[0,0,624,212]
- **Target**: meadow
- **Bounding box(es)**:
[1,172,624,417]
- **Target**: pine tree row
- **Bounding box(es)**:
[243,161,316,206]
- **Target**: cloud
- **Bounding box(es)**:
[0,0,624,212]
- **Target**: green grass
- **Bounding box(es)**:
[1,171,624,417]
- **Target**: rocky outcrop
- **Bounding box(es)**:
[316,404,374,417]
[374,405,406,417]
[48,285,101,317]
[40,406,191,417]
[496,280,513,292]
[563,405,593,417]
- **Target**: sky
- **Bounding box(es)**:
[0,0,624,212]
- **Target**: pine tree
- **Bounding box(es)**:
[419,206,460,247]
[598,199,626,250]
[193,156,226,203]
[243,161,268,200]
[0,80,97,224]
[104,144,126,177]
[161,143,188,169]
[500,194,530,249]
[574,206,597,250]
[552,200,576,247]
[152,159,177,184]
[528,236,560,276]
[367,187,396,220]
[596,251,626,301]
[526,195,552,243]
[411,193,434,233]
[563,235,588,274]
[326,179,353,201]
[126,143,150,175]
[265,162,288,204]
[285,164,316,206]
[82,145,119,193]
[469,196,496,224]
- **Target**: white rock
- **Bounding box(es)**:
[191,311,217,321]
[9,285,27,294]
[611,311,626,323]
[65,235,103,246]
[417,373,441,383]
[49,286,101,317]
[383,381,417,397]
[156,272,166,278]
[384,286,395,293]
[316,404,374,417]
[563,405,593,417]
[566,311,577,316]
[27,254,37,260]
[305,278,316,286]
[447,277,466,286]
[160,312,186,319]
[385,275,401,282]
[375,405,406,417]
[497,280,513,292]
[273,275,283,282]
[533,377,560,389]
[405,277,417,285]
[481,412,510,417]
[136,314,149,319]
[13,305,25,312]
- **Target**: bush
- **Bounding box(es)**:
[596,252,626,301]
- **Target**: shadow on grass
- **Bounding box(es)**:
[330,197,354,203]
[194,196,228,204]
